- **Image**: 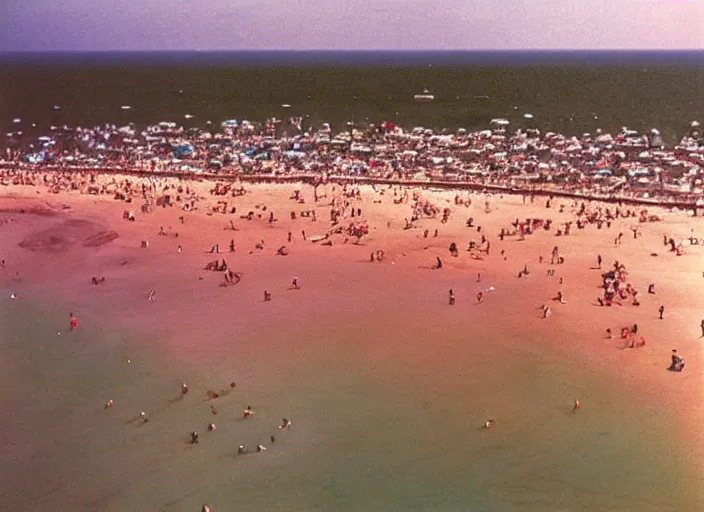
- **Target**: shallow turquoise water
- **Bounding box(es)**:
[0,292,701,512]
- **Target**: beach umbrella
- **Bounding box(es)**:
[173,144,194,158]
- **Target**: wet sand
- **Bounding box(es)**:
[1,178,703,511]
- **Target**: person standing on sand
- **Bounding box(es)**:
[448,289,455,305]
[69,313,78,331]
[148,289,156,302]
[658,305,665,319]
[597,254,602,268]
[292,277,299,289]
[700,319,704,338]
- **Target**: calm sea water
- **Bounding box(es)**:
[1,51,704,144]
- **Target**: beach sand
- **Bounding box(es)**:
[1,178,703,511]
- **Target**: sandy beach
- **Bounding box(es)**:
[1,174,703,511]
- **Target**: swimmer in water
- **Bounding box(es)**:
[243,406,253,418]
[190,431,199,444]
[279,418,292,429]
[257,444,267,452]
[485,419,496,429]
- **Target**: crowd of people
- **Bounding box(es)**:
[2,116,704,203]
[3,120,701,509]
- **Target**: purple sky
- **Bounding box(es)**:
[1,0,703,51]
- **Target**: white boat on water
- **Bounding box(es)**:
[414,89,434,102]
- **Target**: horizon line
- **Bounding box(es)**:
[2,48,704,54]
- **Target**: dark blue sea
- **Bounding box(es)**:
[1,51,704,142]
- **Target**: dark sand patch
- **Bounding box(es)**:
[0,205,58,216]
[83,230,119,247]
[19,219,118,253]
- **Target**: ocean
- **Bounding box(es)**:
[1,51,704,144]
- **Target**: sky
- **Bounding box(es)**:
[1,0,703,51]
